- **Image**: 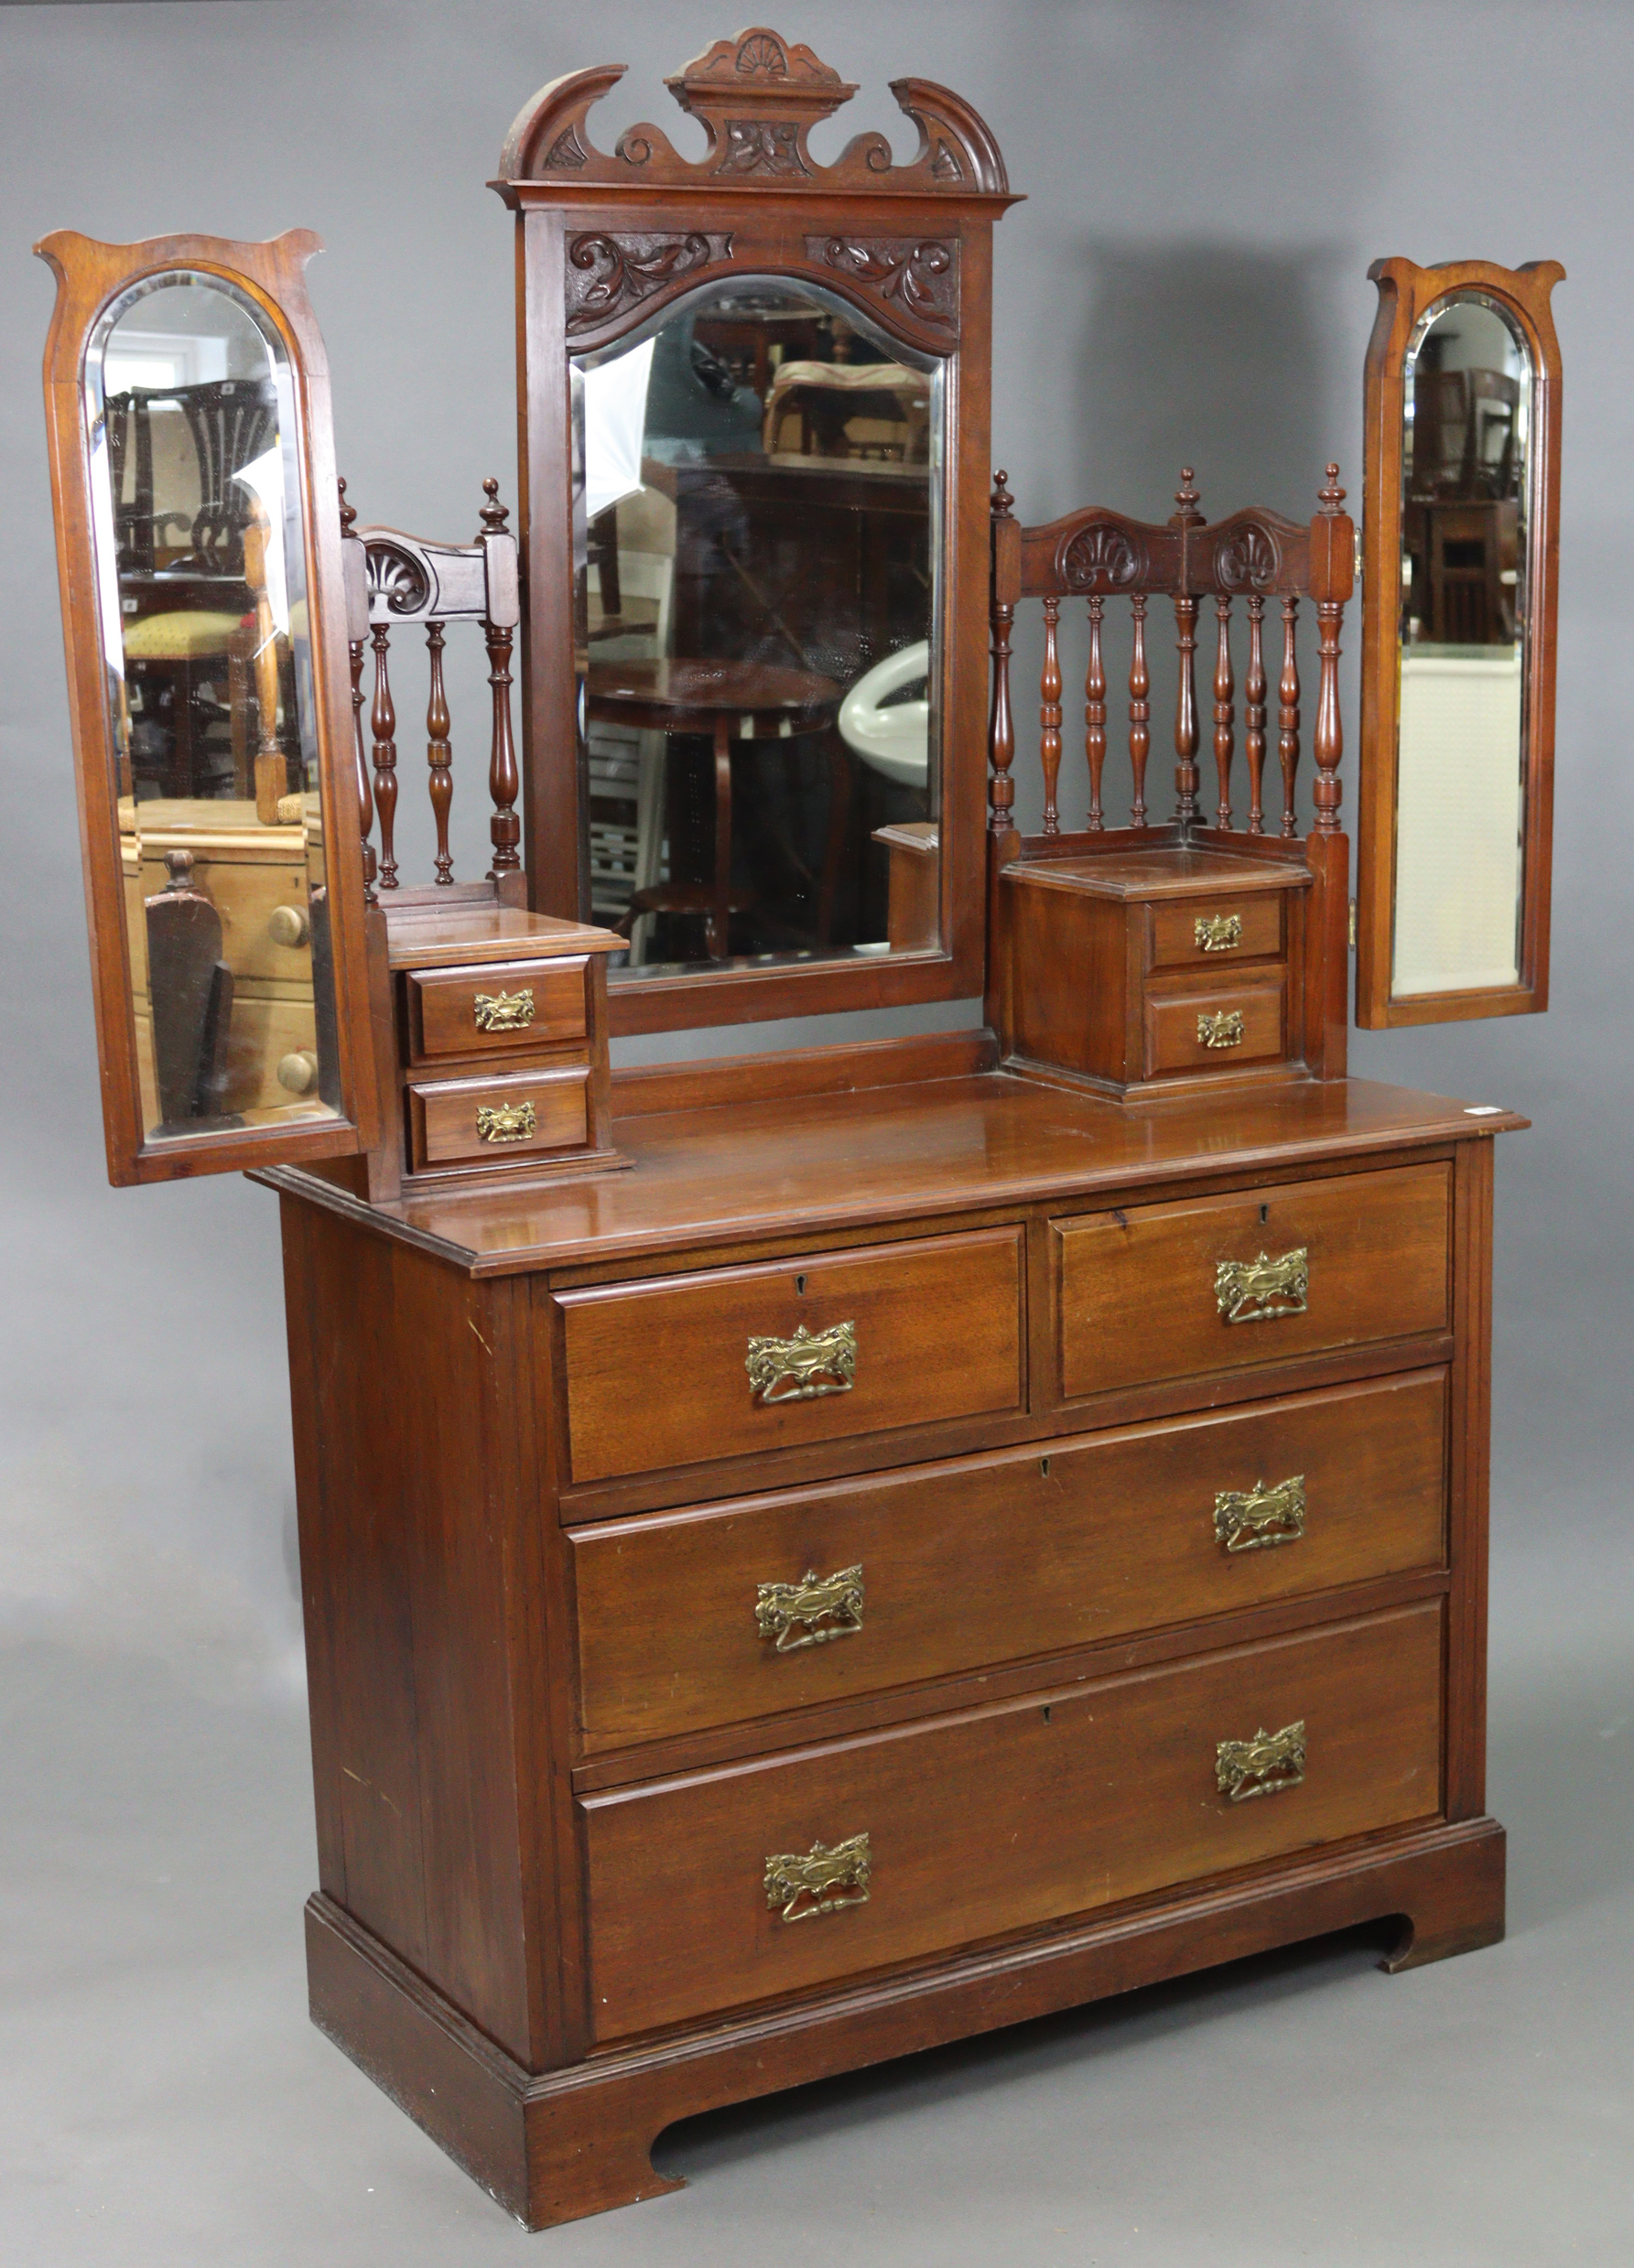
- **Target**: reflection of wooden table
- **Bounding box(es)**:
[585,659,839,961]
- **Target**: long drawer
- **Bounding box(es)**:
[557,1226,1025,1486]
[1054,1161,1451,1402]
[579,1600,1445,2040]
[571,1369,1448,1753]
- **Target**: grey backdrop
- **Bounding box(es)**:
[1,5,1629,2263]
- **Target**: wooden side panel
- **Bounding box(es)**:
[1000,873,1131,1085]
[1055,1161,1451,1401]
[281,1198,541,2065]
[1446,1138,1495,1818]
[557,1227,1025,1485]
[580,1602,1445,2039]
[571,1369,1449,1753]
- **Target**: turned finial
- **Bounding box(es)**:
[1318,461,1346,513]
[991,470,1013,517]
[480,476,510,535]
[1173,466,1203,524]
[163,847,195,892]
[338,475,357,537]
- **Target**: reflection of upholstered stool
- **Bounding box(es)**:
[585,659,839,960]
[122,608,245,797]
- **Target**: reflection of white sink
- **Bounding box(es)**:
[839,641,929,786]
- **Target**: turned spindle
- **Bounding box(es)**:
[1244,594,1267,835]
[1278,598,1302,837]
[1312,463,1347,837]
[988,472,1017,833]
[1213,595,1235,828]
[1039,595,1062,834]
[1084,596,1107,830]
[479,479,521,878]
[339,481,377,906]
[426,620,453,885]
[371,622,399,889]
[1128,594,1150,826]
[1171,470,1203,827]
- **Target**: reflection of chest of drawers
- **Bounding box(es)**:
[273,1068,1510,2230]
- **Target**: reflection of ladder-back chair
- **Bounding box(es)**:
[106,378,282,802]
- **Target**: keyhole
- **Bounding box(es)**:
[1259,1203,1270,1225]
[1042,1704,1053,1725]
[795,1274,806,1296]
[1039,1456,1051,1478]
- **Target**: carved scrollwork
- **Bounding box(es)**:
[720,119,806,175]
[1217,522,1281,592]
[811,236,958,329]
[564,231,732,334]
[365,539,432,618]
[1060,522,1142,592]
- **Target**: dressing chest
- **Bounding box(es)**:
[38,26,1561,2230]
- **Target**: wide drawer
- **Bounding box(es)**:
[557,1227,1025,1487]
[1143,969,1286,1075]
[571,1369,1448,1753]
[408,1064,589,1169]
[406,955,589,1064]
[580,1600,1444,2039]
[1055,1162,1451,1402]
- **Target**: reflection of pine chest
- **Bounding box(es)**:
[122,799,324,1125]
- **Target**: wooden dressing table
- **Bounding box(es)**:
[38,27,1563,2234]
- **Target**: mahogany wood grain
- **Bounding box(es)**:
[570,1369,1448,1754]
[384,904,617,970]
[1143,969,1285,1076]
[557,1226,1025,1485]
[1356,259,1564,1029]
[611,1030,998,1121]
[1054,1161,1451,1402]
[408,956,588,1063]
[580,1602,1444,2040]
[410,1066,589,1169]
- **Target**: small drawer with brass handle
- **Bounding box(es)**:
[746,1321,857,1406]
[1148,890,1284,969]
[1216,1718,1306,1802]
[408,1065,589,1170]
[1144,970,1284,1075]
[1053,1161,1451,1400]
[763,1831,871,1923]
[755,1564,864,1651]
[1214,1473,1306,1551]
[406,955,589,1063]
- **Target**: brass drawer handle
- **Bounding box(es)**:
[756,1564,864,1651]
[1198,1009,1245,1049]
[1217,1719,1306,1803]
[476,1099,536,1143]
[1215,1474,1306,1552]
[746,1319,857,1405]
[763,1831,871,1924]
[1215,1246,1309,1323]
[1195,913,1242,952]
[474,987,535,1033]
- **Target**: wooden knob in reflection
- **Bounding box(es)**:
[267,902,310,948]
[276,1050,319,1094]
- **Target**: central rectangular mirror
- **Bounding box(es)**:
[570,279,943,979]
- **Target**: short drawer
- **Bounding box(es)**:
[1055,1162,1451,1402]
[580,1600,1444,2038]
[569,1370,1447,1753]
[557,1227,1024,1487]
[408,1064,589,1169]
[1144,970,1286,1075]
[406,955,589,1064]
[1147,891,1284,969]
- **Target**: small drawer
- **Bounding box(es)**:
[579,1599,1444,2039]
[408,1064,589,1170]
[1144,970,1286,1075]
[406,956,589,1063]
[570,1370,1449,1754]
[1148,891,1284,969]
[1055,1162,1451,1402]
[141,850,310,986]
[557,1227,1024,1488]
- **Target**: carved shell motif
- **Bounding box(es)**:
[565,232,730,333]
[365,540,432,618]
[1216,523,1280,592]
[815,237,958,329]
[1060,523,1142,592]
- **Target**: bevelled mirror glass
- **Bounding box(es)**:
[569,279,943,977]
[1393,294,1530,998]
[86,272,340,1141]
[1357,257,1563,1029]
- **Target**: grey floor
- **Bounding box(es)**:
[3,1519,1630,2268]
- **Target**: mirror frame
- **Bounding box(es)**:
[492,30,1016,1035]
[1356,255,1564,1029]
[37,229,379,1183]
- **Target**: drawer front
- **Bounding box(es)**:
[581,1601,1444,2039]
[1148,891,1284,970]
[572,1370,1448,1753]
[1144,970,1286,1075]
[141,849,310,986]
[559,1227,1025,1487]
[407,956,589,1064]
[409,1065,589,1168]
[1055,1162,1451,1402]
